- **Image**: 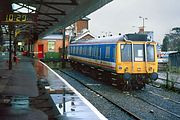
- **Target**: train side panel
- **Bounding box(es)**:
[68,44,116,71]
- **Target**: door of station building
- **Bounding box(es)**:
[38,45,44,59]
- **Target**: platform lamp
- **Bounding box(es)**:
[139,16,148,33]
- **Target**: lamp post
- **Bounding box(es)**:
[139,16,148,33]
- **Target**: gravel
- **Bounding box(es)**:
[55,68,180,120]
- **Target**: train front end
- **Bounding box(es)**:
[116,34,158,89]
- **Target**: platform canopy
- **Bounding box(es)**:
[0,0,112,39]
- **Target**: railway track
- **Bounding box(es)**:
[57,69,142,120]
[131,92,180,119]
[55,68,180,120]
[146,84,180,104]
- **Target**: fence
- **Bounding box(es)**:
[169,52,180,73]
[157,72,180,90]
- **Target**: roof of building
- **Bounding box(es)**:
[74,29,95,41]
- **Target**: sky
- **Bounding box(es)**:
[87,0,180,44]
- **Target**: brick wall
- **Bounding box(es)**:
[75,20,88,34]
[33,37,69,58]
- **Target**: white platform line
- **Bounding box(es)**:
[40,61,108,120]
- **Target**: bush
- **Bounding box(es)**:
[44,52,61,61]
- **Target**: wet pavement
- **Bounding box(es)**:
[0,52,47,120]
[0,52,107,120]
[35,61,107,120]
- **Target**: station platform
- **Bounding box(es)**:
[0,52,107,120]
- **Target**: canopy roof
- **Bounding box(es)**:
[0,0,112,39]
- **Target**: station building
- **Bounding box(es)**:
[23,17,94,60]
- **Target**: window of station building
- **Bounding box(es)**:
[48,41,55,52]
[105,46,110,59]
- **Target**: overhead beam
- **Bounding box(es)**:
[31,0,66,15]
[16,3,58,21]
[12,0,78,6]
[39,0,113,38]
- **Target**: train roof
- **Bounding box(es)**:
[71,33,150,44]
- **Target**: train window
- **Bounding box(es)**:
[89,46,92,57]
[113,46,116,62]
[95,46,99,58]
[76,46,79,55]
[134,44,145,62]
[79,46,82,55]
[105,46,110,58]
[83,46,86,55]
[71,47,73,54]
[147,44,155,62]
[75,46,77,55]
[92,46,96,57]
[86,46,89,56]
[121,44,132,62]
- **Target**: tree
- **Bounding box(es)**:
[161,36,169,51]
[162,27,180,51]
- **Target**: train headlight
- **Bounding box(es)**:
[148,67,153,71]
[118,66,122,70]
[123,73,131,81]
[150,72,158,80]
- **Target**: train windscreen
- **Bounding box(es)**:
[134,44,145,62]
[147,44,155,62]
[121,44,155,62]
[121,44,132,62]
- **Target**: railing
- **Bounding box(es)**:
[157,72,180,90]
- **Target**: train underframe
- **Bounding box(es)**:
[70,61,151,90]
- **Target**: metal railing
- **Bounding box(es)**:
[157,72,180,90]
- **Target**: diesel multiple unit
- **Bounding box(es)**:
[68,34,158,90]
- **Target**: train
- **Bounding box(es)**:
[68,33,158,90]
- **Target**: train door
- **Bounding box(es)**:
[38,44,44,59]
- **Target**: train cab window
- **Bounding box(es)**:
[121,44,132,62]
[147,44,155,62]
[134,44,145,62]
[105,46,110,58]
